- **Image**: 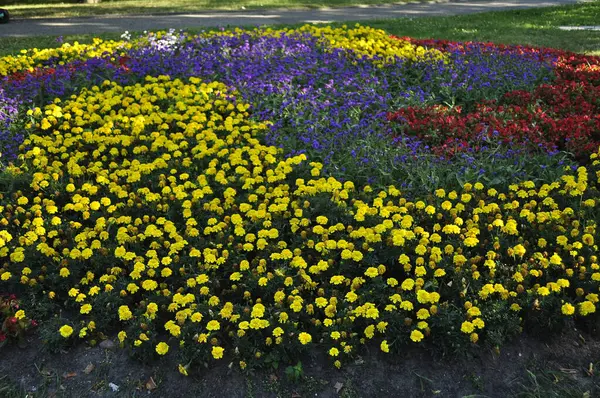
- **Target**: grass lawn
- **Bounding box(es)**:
[4,0,424,19]
[1,1,599,58]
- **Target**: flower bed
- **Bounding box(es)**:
[0,25,599,375]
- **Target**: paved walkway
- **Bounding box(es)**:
[0,0,583,37]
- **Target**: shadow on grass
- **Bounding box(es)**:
[5,0,416,19]
[1,2,600,56]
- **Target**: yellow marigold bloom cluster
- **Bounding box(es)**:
[208,24,445,66]
[291,24,445,65]
[0,38,131,76]
[1,73,600,375]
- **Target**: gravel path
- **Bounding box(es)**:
[0,0,583,37]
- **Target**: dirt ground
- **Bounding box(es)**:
[1,326,599,398]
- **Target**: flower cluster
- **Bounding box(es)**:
[387,40,600,161]
[0,294,36,348]
[0,86,21,162]
[279,24,445,65]
[0,38,130,76]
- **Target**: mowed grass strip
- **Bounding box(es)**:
[5,0,420,19]
[1,1,599,58]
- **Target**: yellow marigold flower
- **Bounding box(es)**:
[315,297,328,308]
[416,290,430,304]
[146,302,158,315]
[380,340,390,353]
[416,308,430,320]
[156,342,169,355]
[290,299,303,312]
[197,333,208,343]
[415,244,427,255]
[414,266,426,277]
[206,320,220,331]
[386,293,401,305]
[466,306,481,317]
[472,318,485,329]
[470,333,479,343]
[316,216,328,225]
[401,278,415,291]
[80,304,92,314]
[550,253,562,265]
[512,244,526,257]
[479,284,495,299]
[557,279,570,288]
[212,346,224,359]
[364,267,379,278]
[410,330,424,343]
[345,291,358,302]
[512,272,524,283]
[298,332,312,345]
[579,301,596,316]
[279,312,289,323]
[351,251,363,262]
[587,293,599,303]
[463,237,479,247]
[272,327,284,337]
[561,303,575,316]
[142,279,158,291]
[461,321,475,334]
[208,296,220,306]
[556,235,569,246]
[251,303,266,318]
[59,325,73,338]
[398,254,410,265]
[118,305,133,321]
[537,287,550,296]
[329,347,339,357]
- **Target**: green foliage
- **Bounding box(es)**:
[284,361,304,382]
[37,316,71,353]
